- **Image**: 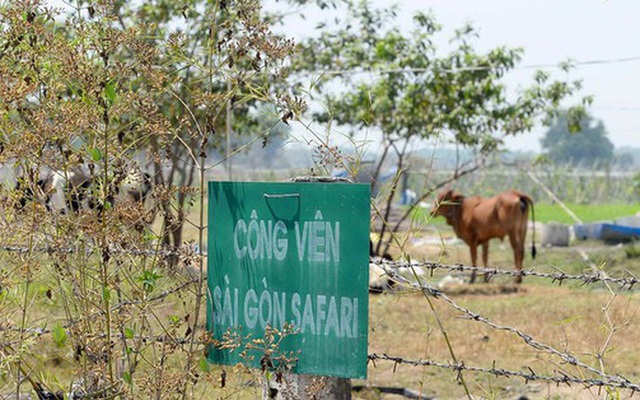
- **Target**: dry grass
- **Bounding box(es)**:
[359,227,640,399]
[362,286,640,399]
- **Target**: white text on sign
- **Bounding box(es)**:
[212,279,359,339]
[233,210,340,263]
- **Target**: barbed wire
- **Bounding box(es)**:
[68,276,203,328]
[320,65,500,76]
[0,243,207,257]
[0,242,635,289]
[318,55,640,77]
[0,276,202,336]
[0,327,205,349]
[372,258,640,290]
[368,353,640,394]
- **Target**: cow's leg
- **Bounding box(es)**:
[509,232,525,284]
[469,244,478,284]
[481,242,492,282]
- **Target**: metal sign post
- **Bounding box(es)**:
[206,181,370,397]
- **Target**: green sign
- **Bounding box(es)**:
[206,181,370,379]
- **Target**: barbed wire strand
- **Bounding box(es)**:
[372,258,640,290]
[368,353,639,394]
[2,243,636,289]
[0,277,201,336]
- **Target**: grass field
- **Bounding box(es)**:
[413,202,640,226]
[534,202,640,224]
[363,283,640,399]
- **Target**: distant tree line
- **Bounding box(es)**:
[540,111,616,168]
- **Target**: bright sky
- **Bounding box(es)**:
[275,0,640,153]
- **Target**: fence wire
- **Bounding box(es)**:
[368,353,640,394]
[1,242,633,288]
[373,258,640,290]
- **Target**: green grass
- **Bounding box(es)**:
[534,202,640,224]
[413,203,640,226]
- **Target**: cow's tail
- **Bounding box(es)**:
[520,195,537,260]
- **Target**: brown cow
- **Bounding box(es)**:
[432,189,536,284]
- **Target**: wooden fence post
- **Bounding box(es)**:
[264,374,351,400]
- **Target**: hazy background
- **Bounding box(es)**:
[271,0,640,154]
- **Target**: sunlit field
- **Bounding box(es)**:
[414,202,640,226]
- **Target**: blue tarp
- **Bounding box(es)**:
[574,222,640,243]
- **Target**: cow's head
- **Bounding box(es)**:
[431,189,464,219]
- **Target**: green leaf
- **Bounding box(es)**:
[52,323,67,348]
[102,287,111,301]
[104,81,117,105]
[124,327,135,339]
[137,269,163,293]
[143,229,161,242]
[198,357,211,373]
[90,147,103,162]
[123,371,133,386]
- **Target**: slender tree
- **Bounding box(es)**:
[293,1,591,254]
